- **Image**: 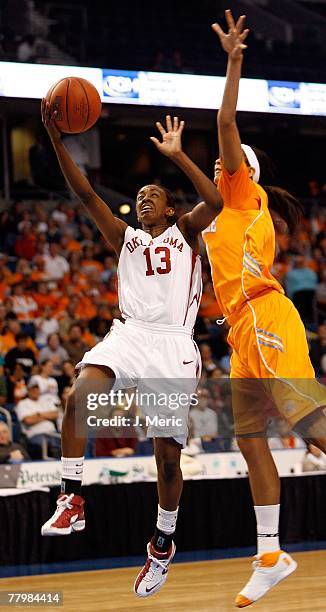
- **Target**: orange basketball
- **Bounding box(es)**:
[45,77,102,134]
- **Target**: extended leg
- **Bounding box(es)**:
[41,365,115,536]
[134,438,181,597]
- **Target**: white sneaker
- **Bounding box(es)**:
[134,541,176,597]
[236,550,297,607]
[41,493,85,536]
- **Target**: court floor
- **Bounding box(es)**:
[1,550,325,611]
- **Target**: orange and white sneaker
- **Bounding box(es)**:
[235,550,297,608]
[41,494,85,536]
[134,541,176,597]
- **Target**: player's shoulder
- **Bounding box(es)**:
[219,160,249,181]
[122,225,139,240]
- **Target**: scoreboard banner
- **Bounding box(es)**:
[1,61,326,116]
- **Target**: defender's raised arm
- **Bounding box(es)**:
[150,115,222,240]
[212,10,249,175]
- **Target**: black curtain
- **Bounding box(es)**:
[1,476,326,566]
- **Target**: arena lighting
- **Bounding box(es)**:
[119,203,131,215]
[0,61,326,116]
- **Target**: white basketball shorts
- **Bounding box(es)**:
[77,318,202,447]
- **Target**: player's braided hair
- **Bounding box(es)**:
[251,147,304,235]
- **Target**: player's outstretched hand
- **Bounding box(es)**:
[212,9,249,61]
[150,115,185,158]
[41,98,61,143]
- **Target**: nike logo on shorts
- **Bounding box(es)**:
[183,360,194,365]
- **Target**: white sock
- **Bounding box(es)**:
[254,504,280,555]
[61,456,84,482]
[156,505,179,535]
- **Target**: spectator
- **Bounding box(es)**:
[89,305,112,340]
[35,306,59,347]
[285,255,318,325]
[63,324,88,366]
[6,363,27,405]
[46,218,61,243]
[57,360,75,394]
[1,314,38,355]
[58,296,79,338]
[29,359,59,400]
[190,388,218,439]
[5,332,37,376]
[17,34,39,62]
[101,255,117,283]
[0,421,30,464]
[16,381,59,454]
[32,281,58,315]
[39,333,68,376]
[81,243,104,274]
[199,343,218,374]
[11,283,37,322]
[14,222,37,260]
[302,443,326,472]
[43,242,69,281]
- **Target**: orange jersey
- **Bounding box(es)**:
[202,161,283,318]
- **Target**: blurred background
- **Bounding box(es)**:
[0,0,326,589]
[0,0,325,462]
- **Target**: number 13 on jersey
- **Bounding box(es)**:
[144,247,171,276]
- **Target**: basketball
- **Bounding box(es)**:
[45,77,102,134]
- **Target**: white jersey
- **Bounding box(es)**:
[117,224,202,330]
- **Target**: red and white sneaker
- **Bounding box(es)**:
[41,494,85,536]
[134,541,176,597]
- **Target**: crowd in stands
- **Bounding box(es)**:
[0,186,325,465]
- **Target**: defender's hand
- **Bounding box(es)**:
[41,98,61,143]
[212,9,249,61]
[150,115,185,158]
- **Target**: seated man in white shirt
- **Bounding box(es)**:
[15,380,60,457]
[190,388,218,440]
[43,242,69,281]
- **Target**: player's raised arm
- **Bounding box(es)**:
[150,115,222,238]
[212,10,249,174]
[41,99,127,256]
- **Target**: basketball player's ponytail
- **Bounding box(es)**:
[264,186,304,235]
[250,147,304,235]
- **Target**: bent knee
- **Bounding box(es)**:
[157,457,180,481]
[236,435,269,457]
